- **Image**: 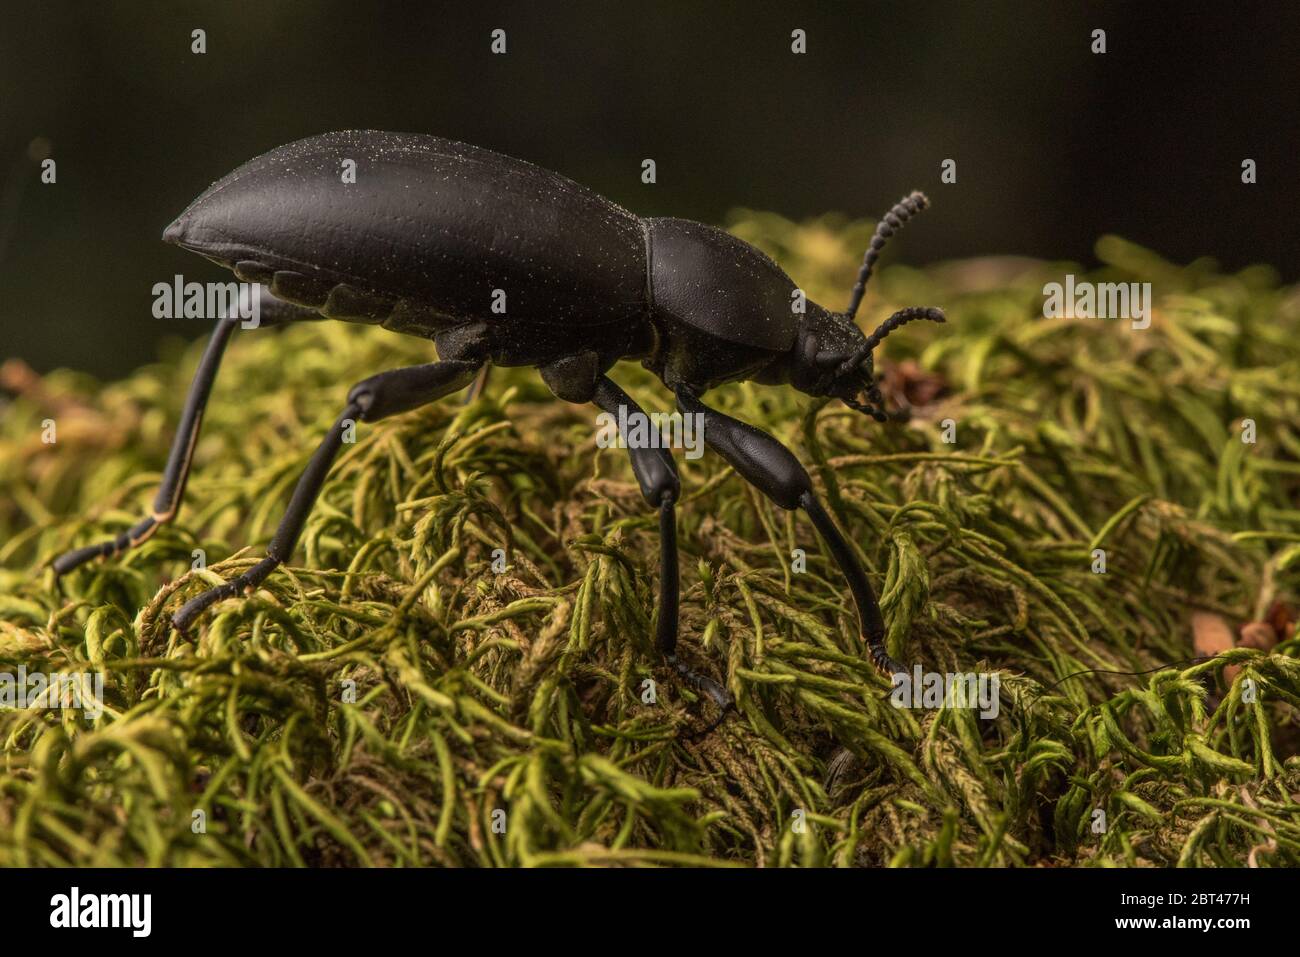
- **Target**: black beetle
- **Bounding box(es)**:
[53,131,944,714]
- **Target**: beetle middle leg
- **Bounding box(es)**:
[676,388,905,678]
[170,358,482,631]
[589,377,731,713]
[540,354,731,713]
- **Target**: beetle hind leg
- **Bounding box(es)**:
[171,358,482,631]
[52,318,240,578]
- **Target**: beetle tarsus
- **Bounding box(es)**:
[52,541,114,576]
[667,654,733,711]
[172,555,280,631]
[869,646,908,681]
[52,516,159,577]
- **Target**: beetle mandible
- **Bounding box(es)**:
[52,131,945,715]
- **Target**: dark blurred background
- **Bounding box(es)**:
[3,0,1298,377]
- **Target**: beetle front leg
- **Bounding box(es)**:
[52,318,240,577]
[171,358,481,631]
[589,376,731,714]
[676,388,905,679]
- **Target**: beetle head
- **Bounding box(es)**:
[783,189,944,418]
[790,304,945,421]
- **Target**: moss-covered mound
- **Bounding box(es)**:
[2,213,1299,866]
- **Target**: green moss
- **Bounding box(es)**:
[2,212,1299,866]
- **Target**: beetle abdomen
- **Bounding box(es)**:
[164,131,649,334]
[227,259,441,331]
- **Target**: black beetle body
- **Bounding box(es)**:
[58,130,946,718]
[165,131,866,399]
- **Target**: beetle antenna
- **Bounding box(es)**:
[843,393,889,422]
[862,305,946,352]
[844,191,929,320]
[836,306,946,381]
